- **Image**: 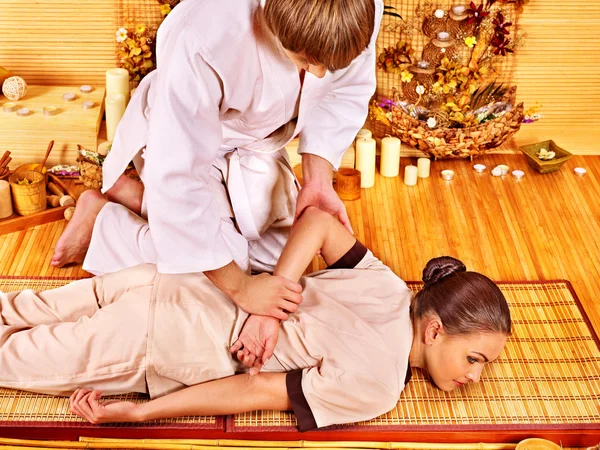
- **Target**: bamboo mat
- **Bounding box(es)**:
[0,278,598,444]
[230,281,600,431]
[0,277,223,432]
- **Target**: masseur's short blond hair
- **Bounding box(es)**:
[263,0,375,72]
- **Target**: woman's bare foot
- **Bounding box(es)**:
[51,190,108,267]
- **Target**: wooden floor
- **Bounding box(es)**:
[1,153,600,336]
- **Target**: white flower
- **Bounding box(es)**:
[427,117,437,128]
[416,85,425,95]
[434,9,445,18]
[116,28,128,43]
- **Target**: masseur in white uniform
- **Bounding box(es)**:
[51,0,383,319]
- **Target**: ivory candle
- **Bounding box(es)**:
[106,68,130,104]
[355,137,376,188]
[105,93,127,142]
[356,128,372,141]
[380,136,401,177]
[417,157,431,178]
[404,165,418,186]
[0,180,13,219]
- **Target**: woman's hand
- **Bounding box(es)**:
[69,389,141,424]
[230,315,281,375]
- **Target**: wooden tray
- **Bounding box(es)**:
[0,173,77,236]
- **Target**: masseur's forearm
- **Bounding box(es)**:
[301,153,333,187]
[204,261,247,301]
[136,373,290,422]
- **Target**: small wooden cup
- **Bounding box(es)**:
[335,168,361,201]
[8,170,47,216]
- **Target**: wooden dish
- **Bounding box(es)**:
[519,140,572,174]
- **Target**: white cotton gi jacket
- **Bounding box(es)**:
[101,0,384,274]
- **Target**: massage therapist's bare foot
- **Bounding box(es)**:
[51,190,108,267]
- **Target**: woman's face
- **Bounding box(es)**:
[424,328,508,392]
[283,49,327,78]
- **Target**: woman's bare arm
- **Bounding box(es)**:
[70,373,290,424]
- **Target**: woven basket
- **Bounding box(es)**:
[390,99,525,160]
[402,64,435,103]
[422,15,447,39]
[423,34,458,67]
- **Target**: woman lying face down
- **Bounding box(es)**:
[0,207,510,430]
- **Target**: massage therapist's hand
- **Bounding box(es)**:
[70,389,141,424]
[237,273,302,320]
[230,315,280,375]
[296,153,353,235]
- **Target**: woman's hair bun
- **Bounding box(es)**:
[422,256,466,286]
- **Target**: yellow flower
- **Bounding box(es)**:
[464,36,477,48]
[400,70,414,83]
[135,24,146,35]
[160,4,172,15]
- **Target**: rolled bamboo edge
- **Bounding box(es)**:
[0,436,522,450]
[78,437,516,450]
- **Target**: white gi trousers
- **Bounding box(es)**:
[83,149,298,276]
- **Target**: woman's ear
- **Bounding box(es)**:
[424,317,443,346]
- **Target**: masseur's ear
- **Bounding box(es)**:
[424,317,443,346]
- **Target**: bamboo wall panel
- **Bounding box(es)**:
[1,0,600,155]
[513,1,600,154]
[0,0,117,86]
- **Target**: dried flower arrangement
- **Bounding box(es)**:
[115,0,182,82]
[371,0,539,159]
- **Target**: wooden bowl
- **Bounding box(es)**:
[515,438,563,450]
[519,140,572,174]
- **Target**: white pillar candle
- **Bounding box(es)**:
[105,93,127,142]
[106,68,130,104]
[380,136,401,178]
[417,157,431,178]
[0,180,13,219]
[404,165,418,186]
[355,137,376,188]
[356,128,372,141]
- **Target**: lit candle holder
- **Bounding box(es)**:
[80,85,93,94]
[82,101,95,109]
[404,165,418,186]
[452,5,466,15]
[16,108,30,117]
[62,92,76,102]
[105,93,127,142]
[512,170,525,180]
[355,137,376,188]
[473,164,486,173]
[43,105,57,116]
[438,31,451,41]
[0,180,13,219]
[380,136,401,178]
[417,157,431,178]
[2,102,16,113]
[441,169,455,181]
